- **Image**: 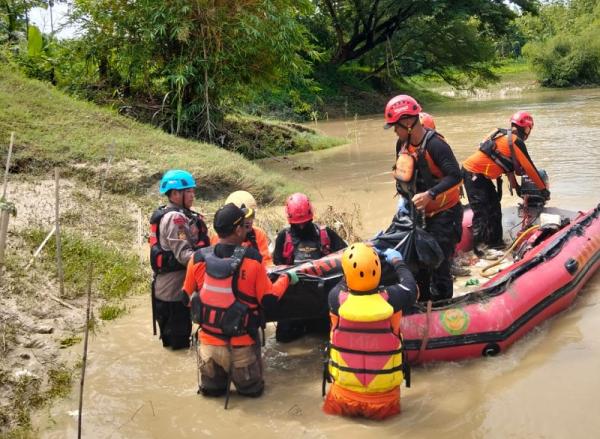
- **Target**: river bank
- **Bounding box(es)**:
[0,64,346,436]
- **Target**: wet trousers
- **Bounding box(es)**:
[323,382,400,420]
[199,343,264,397]
[154,298,191,350]
[417,202,463,301]
[462,169,503,249]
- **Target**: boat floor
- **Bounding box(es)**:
[453,250,513,297]
[453,204,579,297]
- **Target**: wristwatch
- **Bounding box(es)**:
[427,190,437,200]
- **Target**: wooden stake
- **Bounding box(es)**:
[55,168,64,297]
[25,225,56,269]
[0,133,14,275]
[98,141,115,200]
[2,132,14,199]
[0,210,9,271]
[78,264,94,439]
[137,207,143,264]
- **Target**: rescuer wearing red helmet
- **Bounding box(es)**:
[462,111,549,258]
[385,95,463,301]
[419,112,436,130]
[272,192,347,341]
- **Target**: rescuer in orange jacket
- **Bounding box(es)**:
[209,190,273,267]
[385,95,463,301]
[323,243,417,420]
[462,111,549,257]
[182,203,298,398]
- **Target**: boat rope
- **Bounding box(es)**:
[415,300,433,363]
[480,224,540,278]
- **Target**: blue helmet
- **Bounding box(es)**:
[159,169,196,194]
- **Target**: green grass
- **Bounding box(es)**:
[99,303,127,321]
[0,364,74,435]
[21,228,146,301]
[221,115,345,159]
[409,59,537,94]
[491,58,532,75]
[0,66,304,202]
[59,335,82,348]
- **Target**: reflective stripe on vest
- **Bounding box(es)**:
[198,247,254,337]
[328,291,403,394]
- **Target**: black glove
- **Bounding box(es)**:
[542,188,551,200]
[179,290,190,307]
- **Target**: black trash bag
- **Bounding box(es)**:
[372,210,444,272]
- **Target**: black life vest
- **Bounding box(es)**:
[148,205,209,274]
[246,228,259,250]
[478,128,524,175]
[282,224,331,265]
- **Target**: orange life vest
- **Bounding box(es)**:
[394,130,461,216]
[192,246,260,340]
[463,128,547,190]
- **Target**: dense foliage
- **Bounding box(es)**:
[8,1,600,146]
[65,0,317,141]
[518,0,600,86]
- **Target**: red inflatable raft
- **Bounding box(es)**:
[402,204,600,364]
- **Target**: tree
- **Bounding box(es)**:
[1,0,45,41]
[314,0,538,66]
[519,0,600,86]
[71,0,317,142]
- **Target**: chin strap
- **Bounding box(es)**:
[396,117,419,149]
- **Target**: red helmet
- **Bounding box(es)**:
[419,112,436,130]
[510,111,534,129]
[285,193,314,224]
[384,95,422,129]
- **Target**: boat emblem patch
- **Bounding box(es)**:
[440,308,470,335]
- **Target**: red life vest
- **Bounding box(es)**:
[282,224,331,265]
[194,246,260,340]
[148,205,209,274]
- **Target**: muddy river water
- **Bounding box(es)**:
[39,87,600,438]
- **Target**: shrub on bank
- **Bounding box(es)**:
[524,28,600,87]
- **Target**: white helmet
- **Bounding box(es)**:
[226,190,257,211]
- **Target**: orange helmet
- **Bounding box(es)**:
[341,243,381,292]
[419,112,436,130]
[384,95,422,129]
[510,111,534,129]
[285,193,313,224]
